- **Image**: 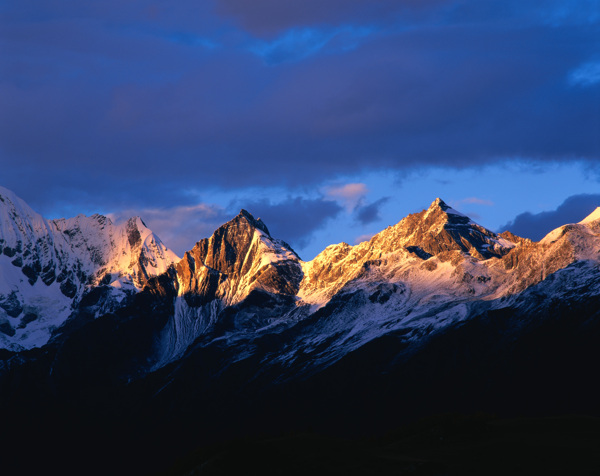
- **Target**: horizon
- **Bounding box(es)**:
[3,182,600,262]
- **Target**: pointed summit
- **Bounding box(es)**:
[431,197,449,209]
[126,215,148,229]
[190,209,298,277]
[372,198,514,260]
[0,187,179,350]
[164,209,301,307]
[425,197,470,224]
[579,207,600,225]
[237,209,270,235]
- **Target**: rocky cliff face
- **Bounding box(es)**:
[300,199,600,306]
[376,197,515,259]
[298,198,517,306]
[173,209,302,303]
[145,209,303,365]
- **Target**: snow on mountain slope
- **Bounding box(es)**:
[138,197,600,372]
[3,191,600,476]
[51,213,179,289]
[3,189,600,370]
[299,197,600,310]
[579,207,600,225]
[298,198,517,307]
[0,186,179,350]
[152,197,600,376]
[162,209,301,305]
[149,209,303,365]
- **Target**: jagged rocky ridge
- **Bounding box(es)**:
[2,186,599,365]
[145,209,303,364]
[0,186,179,350]
[1,187,600,476]
[135,195,600,371]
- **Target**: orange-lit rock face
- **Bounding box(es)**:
[147,209,302,308]
[3,187,600,357]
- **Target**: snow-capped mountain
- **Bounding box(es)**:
[145,209,302,364]
[1,187,599,476]
[299,197,517,307]
[3,185,598,363]
[141,197,600,370]
[0,186,179,350]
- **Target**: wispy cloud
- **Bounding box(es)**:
[2,0,598,255]
[248,25,374,64]
[354,197,390,225]
[164,32,219,49]
[568,61,600,87]
[354,233,375,245]
[542,0,600,27]
[325,183,368,210]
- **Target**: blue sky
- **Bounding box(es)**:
[1,0,599,259]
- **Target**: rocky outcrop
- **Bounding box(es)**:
[370,198,515,259]
[147,209,302,306]
[143,209,303,366]
[300,198,517,304]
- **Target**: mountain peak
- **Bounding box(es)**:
[0,189,179,350]
[0,185,26,203]
[237,209,270,235]
[372,197,514,260]
[579,207,600,225]
[160,207,301,316]
[431,197,449,209]
[0,186,43,225]
[427,197,468,219]
[126,216,147,229]
[422,198,470,230]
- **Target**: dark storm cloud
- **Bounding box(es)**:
[215,0,448,36]
[0,0,598,215]
[499,194,600,241]
[354,197,391,225]
[1,1,219,33]
[240,197,343,253]
[215,0,599,35]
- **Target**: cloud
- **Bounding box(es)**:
[247,25,375,64]
[354,197,390,225]
[215,0,598,36]
[325,183,369,210]
[568,61,600,87]
[541,0,600,27]
[240,197,343,254]
[214,0,447,36]
[354,233,375,245]
[107,203,229,256]
[1,0,599,220]
[498,194,600,241]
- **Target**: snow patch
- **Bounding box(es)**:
[580,207,600,225]
[0,186,180,350]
